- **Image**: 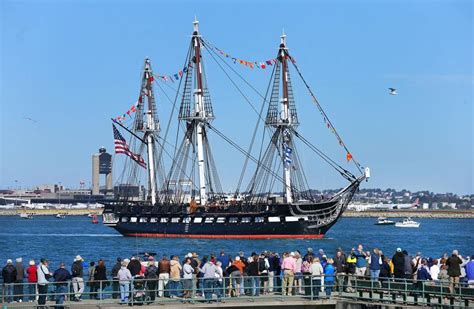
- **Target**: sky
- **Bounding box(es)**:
[0,0,472,195]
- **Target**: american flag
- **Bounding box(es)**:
[113,124,147,168]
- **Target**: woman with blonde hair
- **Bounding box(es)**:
[310,257,323,300]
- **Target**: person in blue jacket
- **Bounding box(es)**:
[466,255,474,285]
[53,263,72,309]
[324,258,335,297]
[417,259,432,281]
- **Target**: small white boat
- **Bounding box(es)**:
[395,217,420,228]
[56,213,66,219]
[375,216,395,225]
[19,213,33,219]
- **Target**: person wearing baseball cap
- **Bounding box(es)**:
[13,258,25,302]
[71,255,85,301]
[391,248,406,279]
[2,259,16,303]
[53,262,72,308]
[37,258,52,308]
[26,260,38,302]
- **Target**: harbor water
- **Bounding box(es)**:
[1,216,473,267]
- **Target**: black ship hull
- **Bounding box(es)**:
[110,219,332,239]
[102,177,363,239]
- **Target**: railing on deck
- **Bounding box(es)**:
[1,274,473,307]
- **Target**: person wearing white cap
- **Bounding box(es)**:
[181,257,194,300]
[26,260,38,302]
[2,259,17,303]
[391,248,406,279]
[71,255,85,301]
[14,257,25,302]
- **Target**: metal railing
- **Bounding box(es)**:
[1,274,473,307]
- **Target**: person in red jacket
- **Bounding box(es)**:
[26,260,38,302]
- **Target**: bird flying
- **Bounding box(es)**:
[23,117,37,123]
[388,88,397,95]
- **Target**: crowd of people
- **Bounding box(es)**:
[2,246,474,307]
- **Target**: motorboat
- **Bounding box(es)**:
[56,213,66,219]
[374,216,395,225]
[395,217,420,228]
[19,212,33,219]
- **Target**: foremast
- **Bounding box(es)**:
[136,58,160,205]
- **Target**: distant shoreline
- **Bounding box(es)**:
[342,209,474,219]
[0,208,102,216]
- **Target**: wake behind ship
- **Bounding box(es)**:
[102,19,369,239]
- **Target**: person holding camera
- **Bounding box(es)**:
[36,258,52,309]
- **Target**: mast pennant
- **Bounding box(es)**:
[112,124,146,168]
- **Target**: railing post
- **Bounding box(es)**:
[131,277,134,306]
[404,277,407,304]
[439,279,442,304]
[421,280,425,306]
[67,280,71,302]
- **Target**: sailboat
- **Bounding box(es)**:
[102,19,369,239]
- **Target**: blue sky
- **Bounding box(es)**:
[1,0,472,194]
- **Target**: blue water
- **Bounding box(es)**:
[1,216,473,268]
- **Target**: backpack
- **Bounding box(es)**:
[191,259,200,274]
[259,258,269,274]
[145,265,158,279]
[72,263,81,277]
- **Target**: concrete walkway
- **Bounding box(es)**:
[3,296,337,308]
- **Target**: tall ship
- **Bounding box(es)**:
[102,19,369,238]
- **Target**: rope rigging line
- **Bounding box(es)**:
[292,129,356,181]
[202,38,273,102]
[204,38,361,179]
[206,123,302,197]
[202,38,279,195]
[156,134,200,202]
[235,64,277,195]
[202,41,263,118]
[157,42,193,174]
[290,60,363,174]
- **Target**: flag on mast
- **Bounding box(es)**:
[113,124,147,168]
[283,143,293,166]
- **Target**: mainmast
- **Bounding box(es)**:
[279,32,293,204]
[193,18,208,206]
[139,58,159,205]
[167,18,220,206]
